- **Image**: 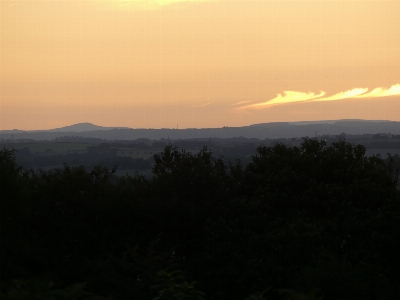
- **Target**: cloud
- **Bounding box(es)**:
[241,91,325,109]
[314,84,400,102]
[231,100,253,106]
[189,102,214,108]
[354,84,400,99]
[238,84,400,110]
[314,88,368,102]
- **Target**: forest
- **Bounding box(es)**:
[2,133,400,178]
[1,139,400,300]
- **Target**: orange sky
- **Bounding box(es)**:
[1,0,399,130]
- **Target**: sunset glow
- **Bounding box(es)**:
[1,0,399,130]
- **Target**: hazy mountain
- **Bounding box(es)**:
[0,123,127,133]
[1,120,399,141]
[47,122,129,133]
[286,119,390,126]
[0,129,24,134]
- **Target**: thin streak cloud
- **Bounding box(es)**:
[239,84,400,110]
[242,91,325,109]
[355,84,400,99]
[315,88,368,102]
[231,100,253,106]
[189,102,214,108]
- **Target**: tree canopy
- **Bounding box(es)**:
[1,139,399,300]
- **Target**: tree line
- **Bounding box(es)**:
[1,139,400,299]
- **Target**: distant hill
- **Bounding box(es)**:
[47,122,129,133]
[286,119,391,126]
[1,120,400,141]
[0,123,127,134]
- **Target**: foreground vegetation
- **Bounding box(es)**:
[1,139,399,299]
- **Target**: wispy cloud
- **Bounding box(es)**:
[242,91,325,109]
[315,88,368,102]
[231,100,253,106]
[239,84,400,110]
[189,102,214,108]
[354,84,400,99]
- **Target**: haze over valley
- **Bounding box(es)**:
[3,119,400,140]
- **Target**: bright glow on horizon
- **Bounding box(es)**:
[239,84,400,110]
[2,0,399,130]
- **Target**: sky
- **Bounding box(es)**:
[1,0,399,130]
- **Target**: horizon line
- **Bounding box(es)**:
[1,118,397,132]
